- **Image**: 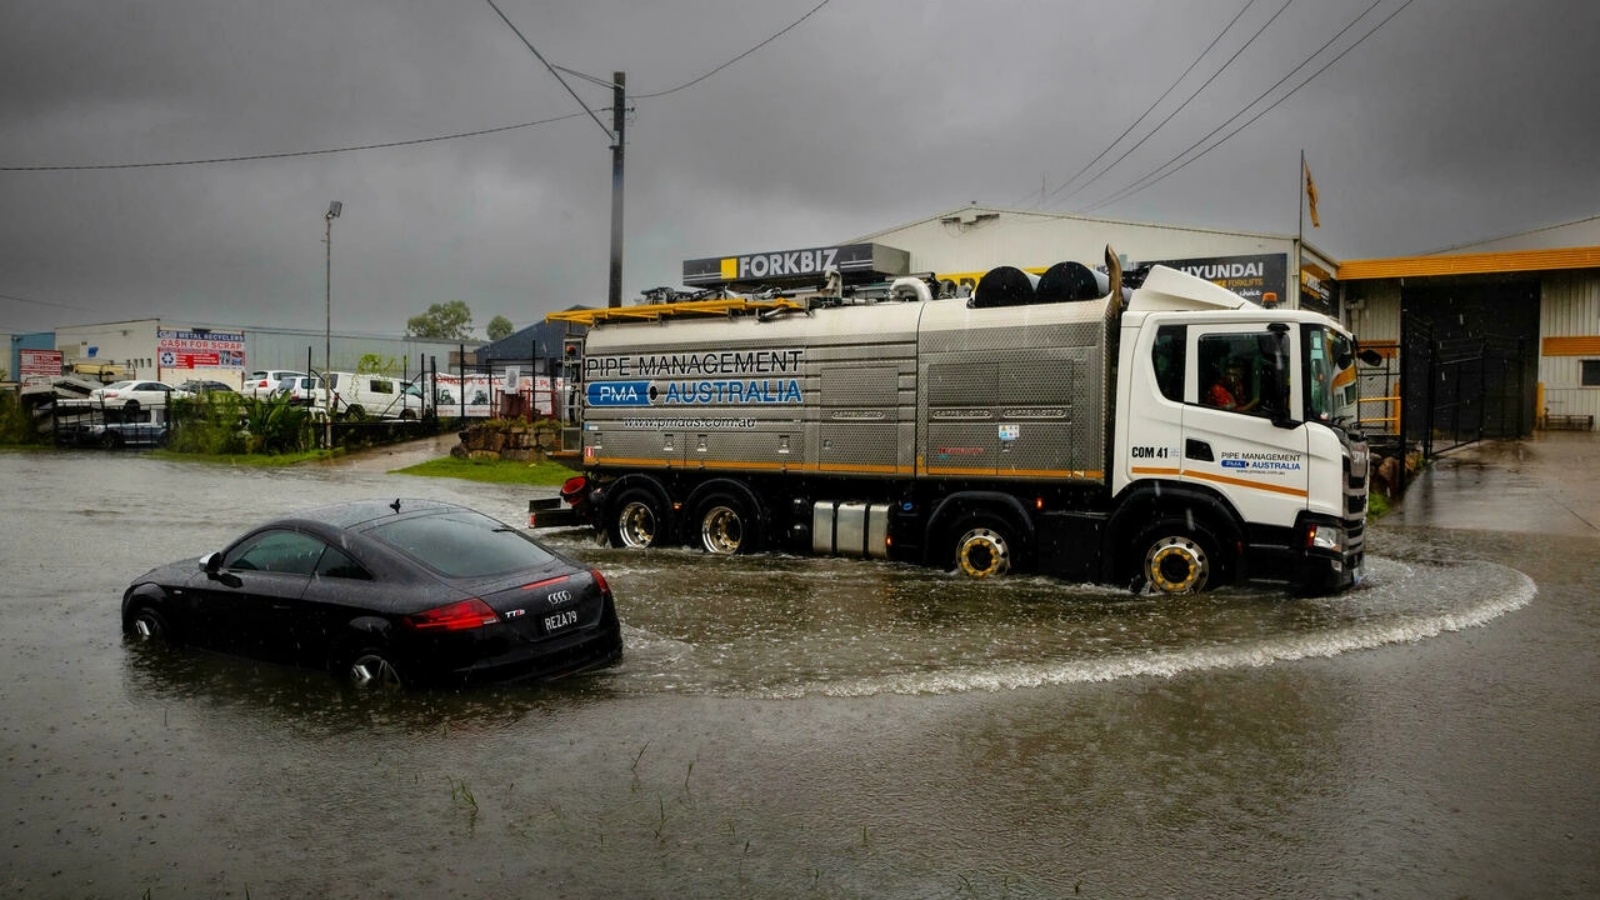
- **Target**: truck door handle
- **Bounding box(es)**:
[1185,439,1214,462]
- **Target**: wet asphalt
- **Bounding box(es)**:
[0,434,1596,898]
[1384,431,1600,536]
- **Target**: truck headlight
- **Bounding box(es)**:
[1304,523,1344,552]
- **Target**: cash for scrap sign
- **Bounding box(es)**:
[157,330,246,370]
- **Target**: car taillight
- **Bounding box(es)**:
[589,567,610,595]
[404,598,498,631]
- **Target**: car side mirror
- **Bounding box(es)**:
[198,552,222,575]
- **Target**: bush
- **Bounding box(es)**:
[0,392,46,445]
[169,393,320,455]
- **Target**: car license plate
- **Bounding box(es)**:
[544,609,580,634]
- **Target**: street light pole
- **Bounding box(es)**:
[325,200,342,449]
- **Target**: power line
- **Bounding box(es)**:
[0,292,99,313]
[634,0,833,100]
[1085,0,1413,214]
[1054,0,1293,207]
[1025,0,1261,208]
[483,0,613,140]
[551,64,621,91]
[0,112,591,172]
[2,1,829,174]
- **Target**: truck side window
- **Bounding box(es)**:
[1152,325,1185,402]
[1198,333,1265,414]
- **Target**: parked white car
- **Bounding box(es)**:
[244,369,307,398]
[326,371,428,420]
[276,375,329,408]
[87,380,191,412]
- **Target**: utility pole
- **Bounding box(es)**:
[324,200,342,449]
[608,71,625,308]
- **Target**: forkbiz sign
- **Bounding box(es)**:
[681,242,910,289]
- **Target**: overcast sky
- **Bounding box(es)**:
[3,0,1597,336]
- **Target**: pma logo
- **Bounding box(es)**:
[587,381,653,407]
[1221,459,1249,469]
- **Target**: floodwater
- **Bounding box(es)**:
[1,448,1595,898]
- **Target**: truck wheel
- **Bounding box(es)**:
[693,493,759,555]
[610,488,669,549]
[952,518,1016,577]
[1130,518,1219,594]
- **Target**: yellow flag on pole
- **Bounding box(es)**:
[1303,158,1320,228]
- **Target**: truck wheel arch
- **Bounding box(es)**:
[925,492,1035,574]
[1104,482,1245,590]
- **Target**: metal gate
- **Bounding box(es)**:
[1398,280,1537,458]
[1401,321,1530,457]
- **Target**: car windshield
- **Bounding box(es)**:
[103,381,134,390]
[366,510,558,578]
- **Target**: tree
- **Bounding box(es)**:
[486,315,515,341]
[357,353,401,375]
[406,301,474,340]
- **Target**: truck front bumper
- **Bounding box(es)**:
[1293,511,1365,595]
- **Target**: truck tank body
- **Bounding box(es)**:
[578,295,1115,487]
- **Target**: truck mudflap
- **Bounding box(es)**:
[527,497,584,529]
[527,476,600,530]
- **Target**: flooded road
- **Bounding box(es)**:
[1,448,1595,898]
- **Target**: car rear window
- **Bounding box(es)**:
[366,510,557,577]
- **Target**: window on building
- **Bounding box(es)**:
[1581,360,1600,387]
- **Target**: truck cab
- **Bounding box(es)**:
[1114,267,1368,593]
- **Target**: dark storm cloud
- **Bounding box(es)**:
[2,0,1597,335]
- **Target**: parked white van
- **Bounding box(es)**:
[325,371,427,420]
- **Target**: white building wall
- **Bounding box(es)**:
[1539,271,1600,425]
[1344,282,1403,344]
[54,320,160,378]
[50,320,478,388]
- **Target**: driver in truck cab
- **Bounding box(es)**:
[1206,360,1258,412]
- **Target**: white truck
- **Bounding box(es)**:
[544,248,1371,595]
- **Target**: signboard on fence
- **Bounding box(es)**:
[432,373,564,418]
[19,349,63,378]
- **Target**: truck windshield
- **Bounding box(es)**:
[1305,325,1359,427]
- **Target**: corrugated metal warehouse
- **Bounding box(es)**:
[1338,215,1600,441]
[730,205,1600,444]
[47,319,479,388]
